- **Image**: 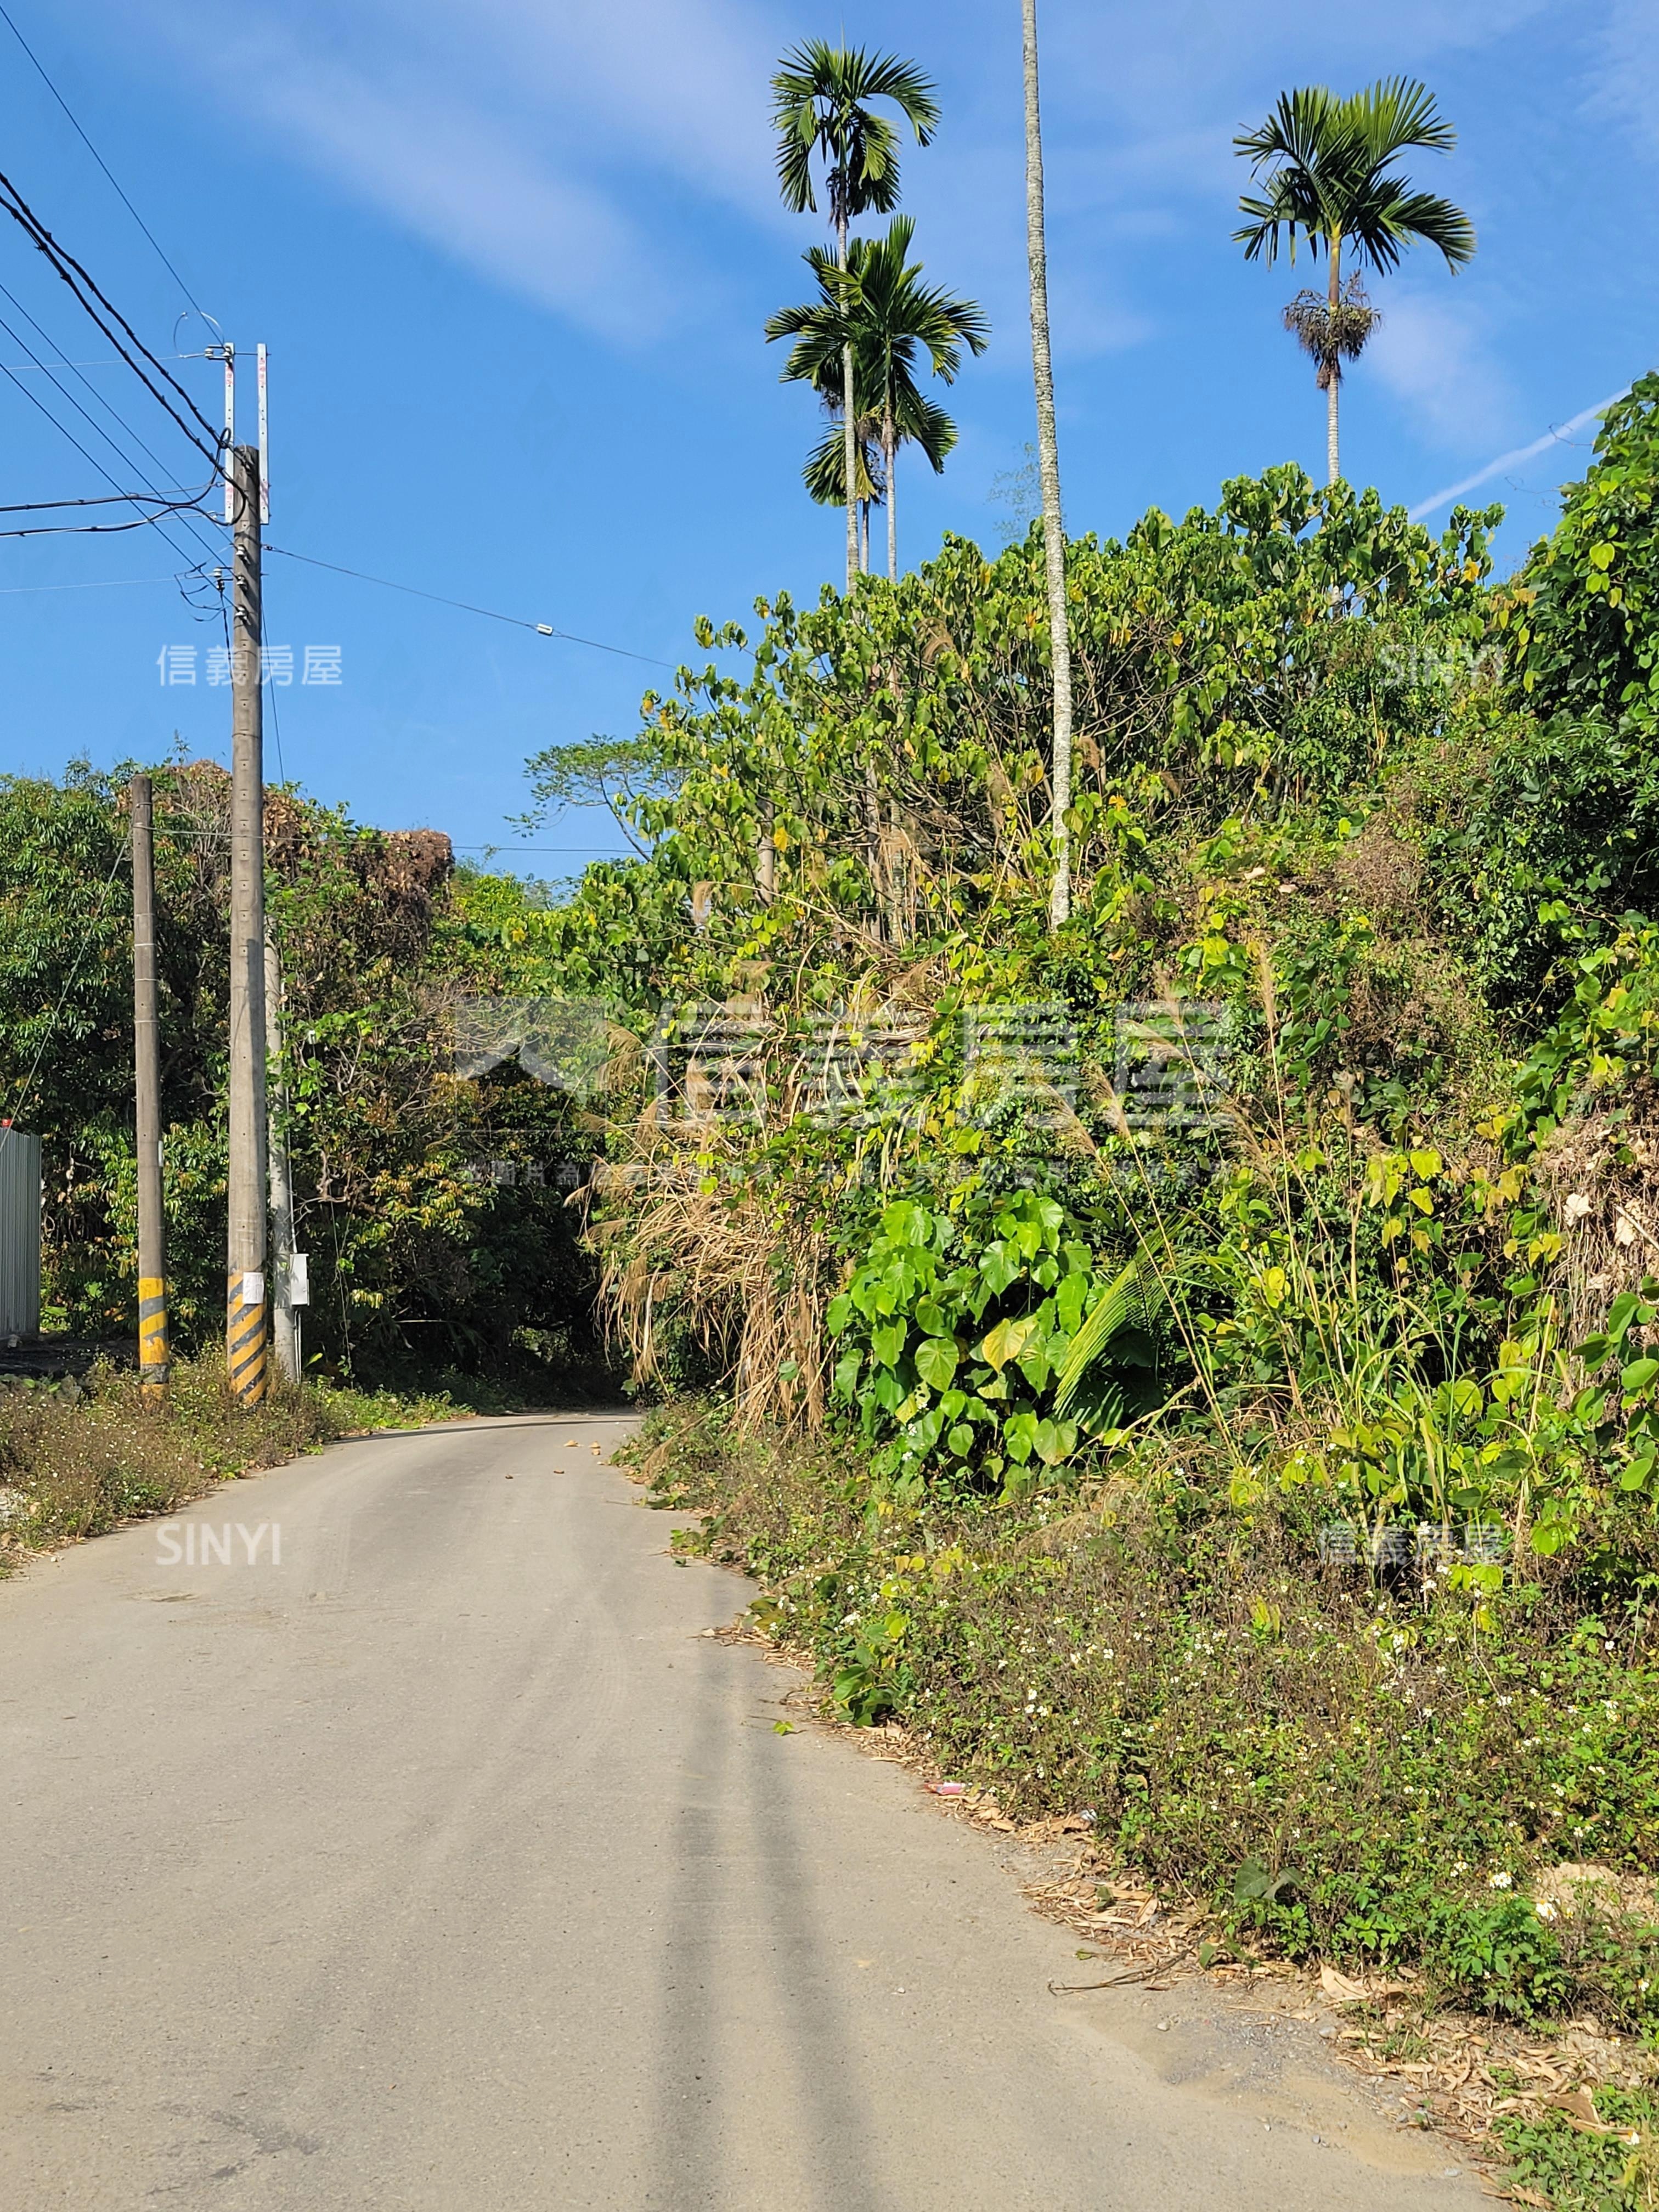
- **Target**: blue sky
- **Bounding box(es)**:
[0,0,1653,872]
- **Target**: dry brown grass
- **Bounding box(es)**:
[0,1358,381,1563]
[594,1146,838,1434]
[1539,1083,1659,1350]
[588,974,968,1431]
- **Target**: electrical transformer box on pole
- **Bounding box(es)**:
[0,1128,42,1341]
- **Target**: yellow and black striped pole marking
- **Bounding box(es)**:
[138,1276,170,1409]
[227,1271,267,1408]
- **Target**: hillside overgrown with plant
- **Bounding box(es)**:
[17,369,1659,2191]
[510,379,1659,2160]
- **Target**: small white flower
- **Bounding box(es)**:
[1489,1871,1514,1890]
[1535,1899,1559,1922]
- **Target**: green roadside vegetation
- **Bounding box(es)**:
[0,1357,469,1568]
[527,383,1659,2202]
[10,337,1659,2212]
[0,771,611,1387]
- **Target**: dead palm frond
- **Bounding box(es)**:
[1283,275,1379,391]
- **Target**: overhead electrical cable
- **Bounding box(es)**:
[1,353,198,371]
[0,505,213,541]
[0,572,178,592]
[0,295,221,567]
[0,276,220,528]
[0,2,208,321]
[0,167,224,475]
[0,486,205,513]
[0,349,216,562]
[261,544,676,668]
[0,350,216,557]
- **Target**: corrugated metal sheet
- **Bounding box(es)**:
[0,1130,42,1339]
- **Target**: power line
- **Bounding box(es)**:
[1,352,198,371]
[0,167,224,474]
[0,507,213,541]
[0,291,222,567]
[0,486,204,513]
[0,275,223,550]
[0,343,217,555]
[0,572,178,592]
[0,312,217,563]
[0,3,208,321]
[261,544,676,668]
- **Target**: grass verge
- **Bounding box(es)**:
[0,1356,468,1565]
[632,1400,1659,2204]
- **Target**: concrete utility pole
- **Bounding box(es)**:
[226,442,268,1406]
[131,774,169,1408]
[264,930,298,1384]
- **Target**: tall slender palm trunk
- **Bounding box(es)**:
[1021,0,1073,930]
[884,403,898,581]
[1326,232,1342,485]
[839,212,858,592]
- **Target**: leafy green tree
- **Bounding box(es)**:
[533,470,1494,957]
[0,765,610,1384]
[1234,78,1475,484]
[771,41,940,592]
[1509,371,1659,735]
[767,217,988,579]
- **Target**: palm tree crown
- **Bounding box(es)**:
[766,217,988,579]
[1234,78,1475,482]
[771,43,940,231]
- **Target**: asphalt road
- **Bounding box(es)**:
[0,1413,1492,2209]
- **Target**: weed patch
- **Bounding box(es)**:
[0,1358,467,1563]
[635,1402,1659,2039]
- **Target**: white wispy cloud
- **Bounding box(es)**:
[1408,389,1630,519]
[895,0,1553,371]
[1363,291,1519,450]
[81,0,783,338]
[66,0,1582,375]
[1588,0,1659,161]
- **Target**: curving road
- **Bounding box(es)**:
[0,1413,1491,2209]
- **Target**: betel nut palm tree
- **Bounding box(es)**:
[1234,78,1476,484]
[771,42,940,591]
[801,386,956,574]
[766,216,988,579]
[1020,0,1073,929]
